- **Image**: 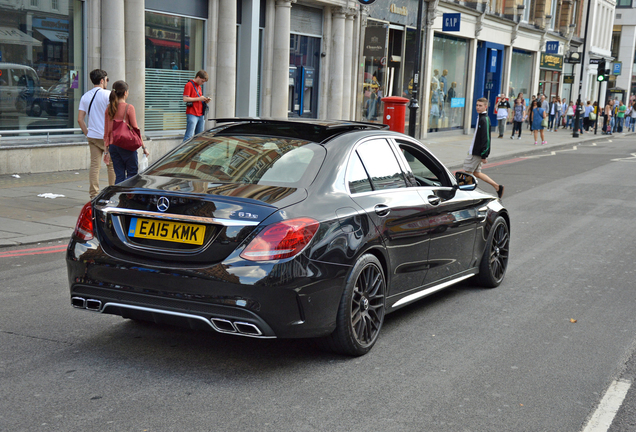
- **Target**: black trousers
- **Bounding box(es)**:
[511,121,523,137]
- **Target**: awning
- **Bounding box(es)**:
[36,28,68,43]
[147,37,188,49]
[0,26,42,46]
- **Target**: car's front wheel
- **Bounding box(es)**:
[320,254,386,356]
[477,216,510,288]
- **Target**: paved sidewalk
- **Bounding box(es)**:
[0,127,616,247]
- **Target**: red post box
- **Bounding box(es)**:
[381,96,409,133]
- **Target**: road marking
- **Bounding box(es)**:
[612,153,636,162]
[0,245,67,258]
[581,379,632,432]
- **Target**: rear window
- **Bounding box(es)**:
[145,135,325,187]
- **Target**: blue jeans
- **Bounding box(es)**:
[109,144,138,184]
[549,114,555,129]
[184,114,205,142]
[566,115,573,129]
[617,117,624,132]
[631,118,636,132]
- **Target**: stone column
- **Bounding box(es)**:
[463,38,478,135]
[87,0,101,74]
[206,0,219,125]
[318,6,332,120]
[271,0,294,118]
[328,8,346,120]
[101,0,125,85]
[216,0,237,118]
[261,0,276,117]
[125,0,145,131]
[342,9,355,120]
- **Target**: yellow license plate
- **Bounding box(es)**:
[128,218,206,245]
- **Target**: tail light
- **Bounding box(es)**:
[73,202,94,241]
[240,217,319,261]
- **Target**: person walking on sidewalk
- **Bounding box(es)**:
[630,101,636,132]
[548,96,558,131]
[77,69,115,199]
[182,70,211,142]
[496,95,511,138]
[104,80,150,184]
[531,99,547,145]
[463,98,504,199]
[510,97,525,139]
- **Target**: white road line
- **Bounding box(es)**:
[581,379,632,432]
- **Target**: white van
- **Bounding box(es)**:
[0,62,48,117]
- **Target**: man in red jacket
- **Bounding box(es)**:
[463,98,504,198]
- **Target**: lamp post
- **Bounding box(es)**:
[408,0,424,138]
[573,0,592,138]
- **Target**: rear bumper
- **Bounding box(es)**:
[66,240,349,339]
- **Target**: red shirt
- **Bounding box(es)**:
[184,80,204,116]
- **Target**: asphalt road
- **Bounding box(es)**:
[1,135,636,432]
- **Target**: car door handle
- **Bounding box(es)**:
[374,204,390,217]
[427,195,441,206]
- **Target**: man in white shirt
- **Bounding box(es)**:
[78,69,115,199]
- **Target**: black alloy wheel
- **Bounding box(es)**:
[477,216,510,288]
[320,254,386,356]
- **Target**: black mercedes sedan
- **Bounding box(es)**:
[67,119,510,356]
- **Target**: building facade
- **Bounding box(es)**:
[0,0,615,173]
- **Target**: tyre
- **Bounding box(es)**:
[477,216,510,288]
[319,254,386,356]
[28,101,42,117]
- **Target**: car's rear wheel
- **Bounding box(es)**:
[319,254,386,356]
[477,216,509,288]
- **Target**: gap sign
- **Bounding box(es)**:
[443,13,461,32]
[546,41,559,54]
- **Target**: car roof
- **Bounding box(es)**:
[214,118,389,144]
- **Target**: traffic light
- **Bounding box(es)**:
[597,59,607,82]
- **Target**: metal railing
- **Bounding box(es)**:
[0,128,83,144]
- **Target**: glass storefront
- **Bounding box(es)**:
[428,33,469,132]
[0,0,83,132]
[362,20,387,123]
[509,49,533,103]
[144,11,205,131]
[539,53,563,99]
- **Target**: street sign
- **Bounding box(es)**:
[442,13,461,32]
[613,62,622,75]
[546,41,559,54]
[589,59,600,64]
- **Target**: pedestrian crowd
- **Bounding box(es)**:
[77,68,210,199]
[494,92,636,145]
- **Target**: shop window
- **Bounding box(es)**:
[428,34,469,132]
[509,50,533,104]
[361,20,388,123]
[144,11,205,131]
[0,0,83,133]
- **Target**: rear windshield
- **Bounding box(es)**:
[145,134,325,187]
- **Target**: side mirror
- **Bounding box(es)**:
[455,171,477,191]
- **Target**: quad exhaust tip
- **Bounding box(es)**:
[71,298,264,336]
[71,297,102,311]
[210,318,263,336]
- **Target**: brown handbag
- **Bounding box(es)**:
[111,104,143,151]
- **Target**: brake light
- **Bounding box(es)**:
[73,202,94,241]
[240,217,319,261]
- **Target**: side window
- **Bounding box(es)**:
[356,139,407,191]
[397,141,448,187]
[347,152,373,194]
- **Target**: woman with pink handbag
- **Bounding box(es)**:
[104,80,149,184]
